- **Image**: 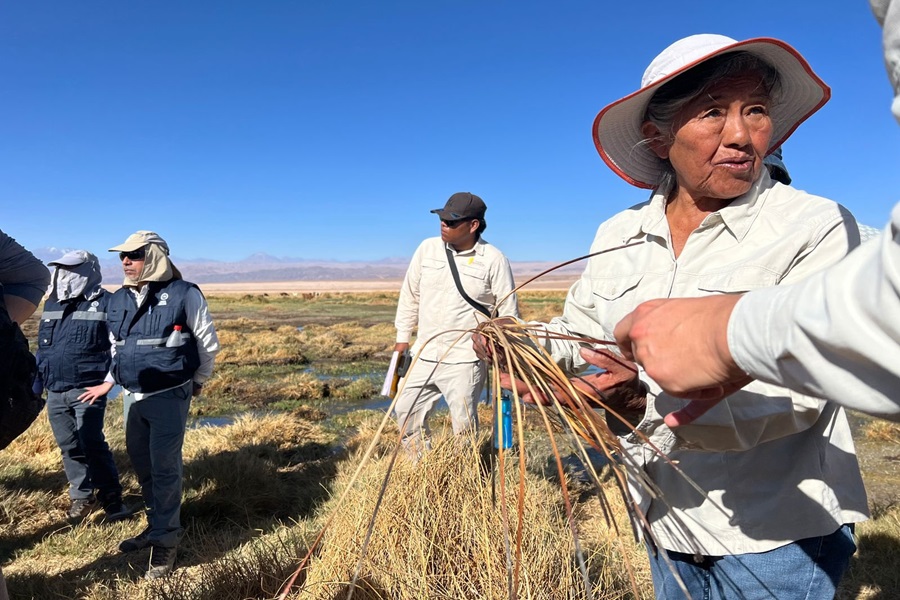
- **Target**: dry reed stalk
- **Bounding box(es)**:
[295,435,603,600]
[474,316,698,598]
[863,421,900,444]
[277,245,701,600]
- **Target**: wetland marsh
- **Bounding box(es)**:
[2,291,899,599]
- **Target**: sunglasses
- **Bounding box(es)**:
[441,218,471,228]
[119,249,146,261]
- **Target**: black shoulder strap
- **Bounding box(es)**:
[445,246,491,317]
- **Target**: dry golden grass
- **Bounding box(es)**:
[838,502,900,599]
[516,291,567,322]
[1,401,655,600]
[300,322,394,361]
[4,400,900,599]
[293,427,651,600]
[215,321,309,366]
[200,312,393,411]
[861,420,900,444]
[1,409,337,600]
[6,292,900,600]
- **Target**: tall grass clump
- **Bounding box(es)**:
[295,432,650,599]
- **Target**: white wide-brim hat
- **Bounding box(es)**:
[593,34,830,189]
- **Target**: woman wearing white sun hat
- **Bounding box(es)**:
[610,1,900,424]
[519,34,869,598]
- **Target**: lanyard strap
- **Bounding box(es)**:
[445,246,491,317]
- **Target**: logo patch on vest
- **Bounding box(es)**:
[159,292,169,306]
[88,301,99,312]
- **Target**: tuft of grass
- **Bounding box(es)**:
[294,432,651,600]
[275,372,326,400]
[328,378,379,401]
[862,421,900,444]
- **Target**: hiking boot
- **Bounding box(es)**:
[102,500,136,524]
[67,496,99,520]
[145,545,176,579]
[118,526,152,553]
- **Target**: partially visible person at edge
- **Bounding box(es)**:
[36,250,130,523]
[613,0,900,426]
[765,147,882,241]
[0,229,51,600]
[79,231,219,580]
[393,192,519,459]
[478,35,869,598]
[762,146,791,185]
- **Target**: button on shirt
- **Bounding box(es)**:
[535,173,869,555]
[395,237,519,364]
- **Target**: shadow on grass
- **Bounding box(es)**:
[7,555,145,600]
[839,528,900,599]
[0,443,134,500]
[0,445,143,560]
[5,438,345,600]
[322,577,389,600]
[0,467,70,496]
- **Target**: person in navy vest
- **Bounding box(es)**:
[79,231,219,579]
[37,250,130,523]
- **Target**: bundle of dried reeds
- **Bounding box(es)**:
[277,246,694,600]
[293,433,618,599]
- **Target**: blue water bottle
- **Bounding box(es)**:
[494,392,514,450]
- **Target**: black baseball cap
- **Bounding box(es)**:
[430,192,487,220]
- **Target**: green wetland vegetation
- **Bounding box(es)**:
[2,291,900,599]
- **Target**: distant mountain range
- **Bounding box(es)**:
[34,223,884,285]
[31,248,583,284]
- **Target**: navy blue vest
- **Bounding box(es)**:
[37,292,112,391]
[107,279,201,394]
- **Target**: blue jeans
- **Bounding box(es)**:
[46,388,122,504]
[648,525,857,599]
[123,383,192,548]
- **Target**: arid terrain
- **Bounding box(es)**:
[187,274,578,295]
[98,275,577,296]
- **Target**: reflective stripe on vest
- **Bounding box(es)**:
[72,311,107,321]
[136,332,193,346]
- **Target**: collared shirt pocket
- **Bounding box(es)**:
[697,266,780,295]
[421,257,446,288]
[590,273,644,333]
[38,318,57,349]
[461,262,488,299]
[591,273,644,302]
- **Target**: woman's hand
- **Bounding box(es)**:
[577,347,645,411]
[496,347,646,432]
[471,317,517,366]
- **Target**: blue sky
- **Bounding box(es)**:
[2,1,897,263]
